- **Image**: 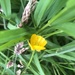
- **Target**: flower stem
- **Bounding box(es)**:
[22,51,35,74]
[45,30,63,38]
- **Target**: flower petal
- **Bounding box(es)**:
[36,35,42,45]
[30,34,38,45]
[28,41,34,51]
[39,38,47,46]
[33,45,46,52]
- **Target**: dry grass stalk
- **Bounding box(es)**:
[19,0,37,27]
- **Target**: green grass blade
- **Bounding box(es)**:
[53,22,75,38]
[0,36,25,51]
[0,28,28,44]
[0,0,11,17]
[34,0,53,26]
[34,53,45,75]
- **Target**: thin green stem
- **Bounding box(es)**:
[20,0,24,10]
[3,18,7,29]
[59,62,75,65]
[14,54,17,75]
[0,14,16,25]
[22,51,35,74]
[45,30,63,38]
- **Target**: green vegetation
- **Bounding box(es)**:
[0,0,75,75]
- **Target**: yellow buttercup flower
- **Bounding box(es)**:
[28,34,47,52]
